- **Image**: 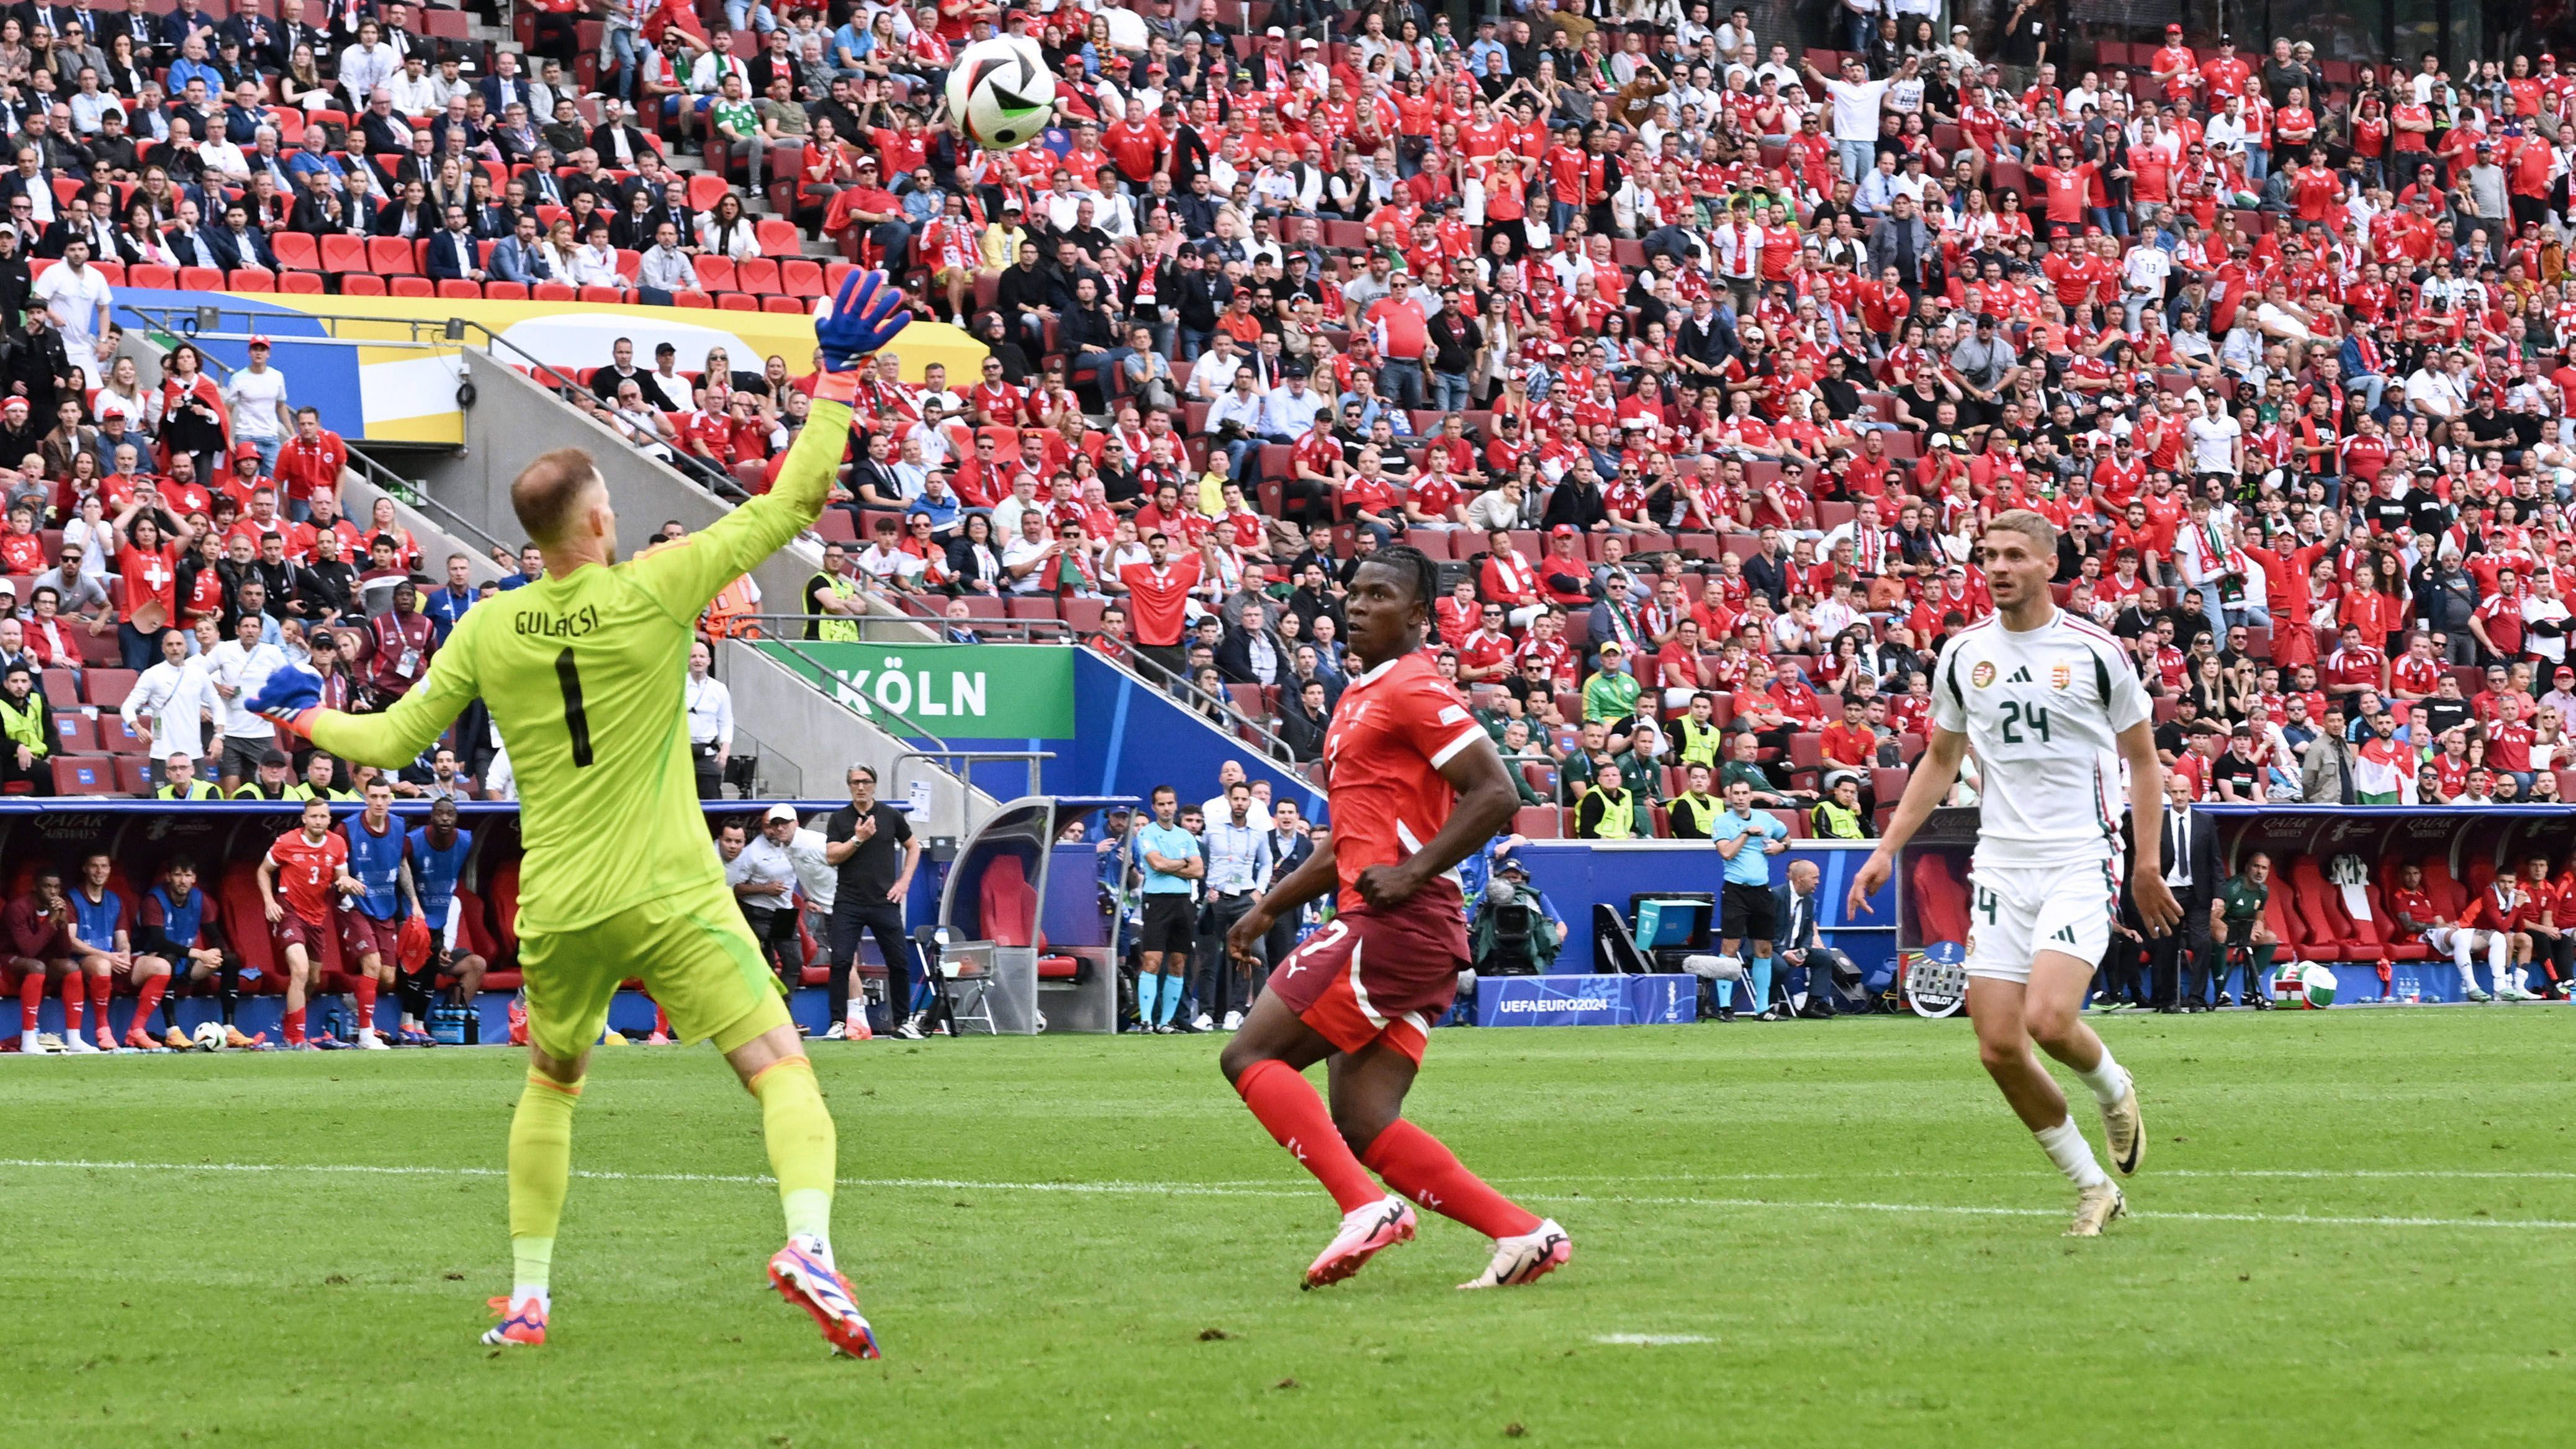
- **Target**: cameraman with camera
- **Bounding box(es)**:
[1471,856,1563,979]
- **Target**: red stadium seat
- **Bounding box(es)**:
[367,237,418,274]
[696,256,737,292]
[318,234,367,273]
[390,277,435,297]
[272,232,320,271]
[485,281,529,300]
[577,284,626,304]
[533,281,577,301]
[128,263,176,288]
[227,268,275,291]
[51,756,113,794]
[49,714,94,754]
[673,291,713,307]
[736,258,781,294]
[82,668,137,706]
[38,667,77,709]
[779,258,824,299]
[437,279,483,299]
[341,274,387,295]
[716,292,758,311]
[687,173,731,212]
[113,756,151,795]
[755,218,799,257]
[219,867,280,988]
[762,295,807,314]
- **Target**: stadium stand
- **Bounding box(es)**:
[2,0,2575,1036]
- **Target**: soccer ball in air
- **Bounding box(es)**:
[946,37,1055,152]
[192,1020,227,1051]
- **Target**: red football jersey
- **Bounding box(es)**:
[267,828,348,924]
[2387,887,2438,937]
[1320,652,1485,916]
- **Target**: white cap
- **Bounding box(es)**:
[763,803,799,823]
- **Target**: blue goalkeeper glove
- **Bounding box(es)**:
[815,268,912,374]
[247,665,325,734]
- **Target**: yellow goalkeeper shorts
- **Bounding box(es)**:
[516,873,790,1061]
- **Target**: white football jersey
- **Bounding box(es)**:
[1930,610,2150,867]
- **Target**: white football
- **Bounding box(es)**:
[193,1020,227,1050]
[946,37,1056,153]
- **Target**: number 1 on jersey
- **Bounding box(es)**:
[554,648,595,767]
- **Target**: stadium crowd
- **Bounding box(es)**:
[495,0,2576,838]
[6,0,2576,1031]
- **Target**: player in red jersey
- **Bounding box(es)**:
[255,797,363,1047]
[1221,546,1570,1292]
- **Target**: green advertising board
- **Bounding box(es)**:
[757,641,1074,737]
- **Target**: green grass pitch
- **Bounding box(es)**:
[6,1008,2572,1448]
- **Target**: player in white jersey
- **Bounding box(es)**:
[1849,512,2182,1236]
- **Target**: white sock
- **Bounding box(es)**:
[2454,941,2478,990]
[2073,1047,2130,1108]
[2035,1119,2110,1189]
[510,1285,549,1311]
[790,1231,837,1271]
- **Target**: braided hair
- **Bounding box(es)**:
[1370,543,1444,648]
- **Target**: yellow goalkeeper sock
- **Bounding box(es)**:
[507,1070,583,1297]
[749,1055,837,1247]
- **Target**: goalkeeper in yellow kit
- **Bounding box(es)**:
[249,271,911,1358]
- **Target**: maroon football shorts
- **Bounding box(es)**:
[1263,888,1469,1065]
[338,910,399,968]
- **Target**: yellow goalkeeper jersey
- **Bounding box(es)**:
[312,398,852,934]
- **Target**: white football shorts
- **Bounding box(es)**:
[1963,857,2122,983]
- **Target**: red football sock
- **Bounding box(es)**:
[63,973,88,1035]
[1360,1119,1542,1240]
[20,970,42,1032]
[131,976,167,1036]
[282,1007,307,1045]
[1235,1059,1382,1214]
[353,975,378,1034]
[655,1004,672,1037]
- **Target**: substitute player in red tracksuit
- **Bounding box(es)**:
[1220,545,1572,1292]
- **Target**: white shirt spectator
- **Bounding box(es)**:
[388,68,441,117]
[637,242,700,293]
[340,43,400,103]
[1821,73,1895,142]
[856,539,924,589]
[206,636,287,740]
[684,670,732,752]
[1000,533,1056,594]
[225,361,290,441]
[725,833,798,898]
[122,654,220,759]
[33,260,110,374]
[2186,413,2241,474]
[785,826,836,911]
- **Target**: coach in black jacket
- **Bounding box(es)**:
[2123,773,2219,1009]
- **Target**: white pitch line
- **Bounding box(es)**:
[1593,1334,1714,1346]
[4,1158,2567,1231]
[1494,1168,2576,1184]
